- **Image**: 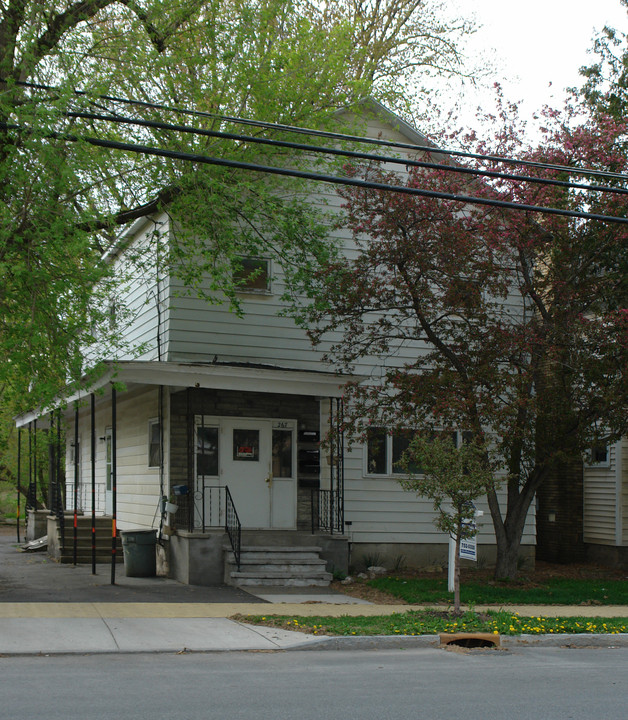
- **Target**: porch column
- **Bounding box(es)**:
[111,385,117,585]
[91,393,96,575]
[16,428,21,543]
[56,409,64,552]
[27,420,37,510]
[73,404,79,565]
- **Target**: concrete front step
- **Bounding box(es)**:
[226,544,332,588]
[230,572,332,587]
[238,545,324,553]
[55,520,123,564]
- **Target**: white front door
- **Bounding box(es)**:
[195,417,296,529]
[222,418,273,528]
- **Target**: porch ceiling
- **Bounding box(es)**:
[110,361,349,397]
[15,361,351,426]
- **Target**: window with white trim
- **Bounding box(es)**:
[70,438,81,481]
[233,257,271,293]
[585,442,610,467]
[365,428,461,476]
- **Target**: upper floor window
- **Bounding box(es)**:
[233,257,271,293]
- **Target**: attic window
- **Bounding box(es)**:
[233,257,271,293]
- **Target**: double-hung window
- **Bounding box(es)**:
[366,428,461,476]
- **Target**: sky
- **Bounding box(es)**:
[446,0,628,123]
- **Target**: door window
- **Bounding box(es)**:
[272,428,293,478]
[233,428,260,461]
[197,426,219,476]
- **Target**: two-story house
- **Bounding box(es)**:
[17,100,623,586]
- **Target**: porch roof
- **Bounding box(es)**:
[15,361,351,427]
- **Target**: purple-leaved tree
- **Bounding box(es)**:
[299,97,628,578]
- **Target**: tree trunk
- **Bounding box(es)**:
[494,532,523,579]
[488,470,543,580]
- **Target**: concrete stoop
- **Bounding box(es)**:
[47,514,123,564]
[226,546,333,588]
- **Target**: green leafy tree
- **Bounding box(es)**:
[0,0,474,418]
[579,0,628,118]
[398,433,493,612]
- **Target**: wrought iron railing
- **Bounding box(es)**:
[224,486,242,571]
[311,488,344,535]
[192,483,241,570]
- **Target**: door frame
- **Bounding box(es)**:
[194,415,297,529]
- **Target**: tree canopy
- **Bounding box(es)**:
[298,95,628,578]
[0,0,474,414]
[579,0,628,118]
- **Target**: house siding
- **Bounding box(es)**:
[163,113,443,375]
[583,442,618,545]
[621,438,627,545]
[66,386,164,530]
[107,215,170,363]
[343,443,535,548]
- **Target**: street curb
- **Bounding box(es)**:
[290,633,628,651]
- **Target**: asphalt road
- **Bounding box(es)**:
[1,647,626,720]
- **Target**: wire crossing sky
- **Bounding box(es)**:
[9,81,628,225]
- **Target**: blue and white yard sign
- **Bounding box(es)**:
[459,522,477,561]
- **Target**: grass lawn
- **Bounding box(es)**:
[234,610,628,637]
[366,575,628,605]
[233,563,628,637]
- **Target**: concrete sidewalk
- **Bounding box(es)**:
[1,601,627,655]
[1,528,627,655]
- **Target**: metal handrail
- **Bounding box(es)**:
[311,488,344,535]
[224,486,242,571]
[192,483,242,570]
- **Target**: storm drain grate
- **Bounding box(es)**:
[440,633,501,649]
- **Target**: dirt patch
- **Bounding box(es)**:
[330,579,403,604]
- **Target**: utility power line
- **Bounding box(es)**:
[62,109,628,200]
[15,79,628,184]
[3,121,627,225]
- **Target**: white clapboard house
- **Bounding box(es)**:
[16,100,625,585]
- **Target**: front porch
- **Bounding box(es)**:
[14,361,350,588]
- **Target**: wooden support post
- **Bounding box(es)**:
[73,404,79,565]
[16,428,21,543]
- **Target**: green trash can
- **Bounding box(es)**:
[121,529,157,577]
